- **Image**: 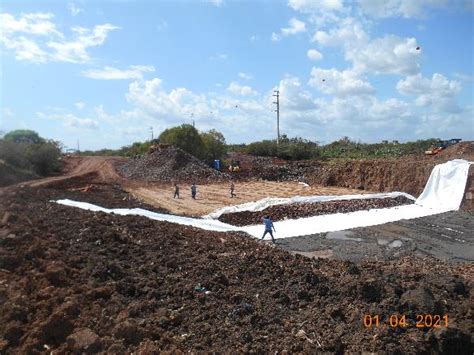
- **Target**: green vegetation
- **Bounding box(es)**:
[159,124,206,160]
[239,136,439,160]
[245,135,319,160]
[0,129,63,176]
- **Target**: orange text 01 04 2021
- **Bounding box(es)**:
[363,314,449,329]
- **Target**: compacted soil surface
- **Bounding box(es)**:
[218,196,413,226]
[278,211,474,264]
[0,185,472,354]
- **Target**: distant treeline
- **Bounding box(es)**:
[80,129,439,162]
[230,136,440,160]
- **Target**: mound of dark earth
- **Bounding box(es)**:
[218,196,414,226]
[0,186,472,353]
[118,145,228,183]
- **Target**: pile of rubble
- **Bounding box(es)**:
[118,145,228,183]
[218,196,413,226]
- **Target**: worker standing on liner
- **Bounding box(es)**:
[261,216,276,243]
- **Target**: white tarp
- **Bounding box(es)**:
[55,159,472,240]
[203,191,415,219]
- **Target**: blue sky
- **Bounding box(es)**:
[1,0,473,150]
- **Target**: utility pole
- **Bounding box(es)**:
[77,139,80,152]
[273,90,280,144]
[149,127,154,141]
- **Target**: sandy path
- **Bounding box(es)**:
[128,181,365,216]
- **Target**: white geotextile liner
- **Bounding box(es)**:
[203,191,416,219]
[55,159,472,240]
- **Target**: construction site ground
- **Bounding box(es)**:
[130,182,364,217]
[1,144,473,353]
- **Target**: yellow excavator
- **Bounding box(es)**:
[425,139,461,155]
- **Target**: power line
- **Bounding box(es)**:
[273,90,280,144]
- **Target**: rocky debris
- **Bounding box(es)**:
[0,186,472,353]
[67,328,102,354]
[218,196,413,226]
[118,145,228,183]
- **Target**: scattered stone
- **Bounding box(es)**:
[67,328,102,354]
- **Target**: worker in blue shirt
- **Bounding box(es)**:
[261,216,276,243]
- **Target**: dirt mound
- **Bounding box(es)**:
[118,145,227,183]
[0,186,472,353]
[218,196,413,226]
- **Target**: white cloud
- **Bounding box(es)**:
[309,68,374,96]
[307,48,323,60]
[397,73,462,113]
[227,82,258,96]
[288,0,343,12]
[47,24,119,63]
[82,65,155,80]
[250,35,258,42]
[68,2,84,16]
[312,17,368,48]
[0,12,62,37]
[74,101,85,109]
[278,76,318,111]
[356,0,454,18]
[271,32,281,42]
[37,111,99,130]
[65,116,99,129]
[206,0,224,7]
[238,72,253,80]
[281,18,306,36]
[0,36,50,63]
[349,35,421,75]
[273,18,306,41]
[0,12,119,64]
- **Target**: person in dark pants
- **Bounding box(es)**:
[191,183,197,199]
[173,183,180,199]
[230,182,236,198]
[261,216,276,243]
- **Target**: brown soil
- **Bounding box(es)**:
[0,186,472,353]
[218,196,413,226]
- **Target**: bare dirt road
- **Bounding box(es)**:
[26,156,126,188]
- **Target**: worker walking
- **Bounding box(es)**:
[261,216,276,243]
[230,182,236,198]
[191,183,197,200]
[173,183,180,199]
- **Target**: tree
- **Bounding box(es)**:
[200,129,226,163]
[27,141,62,175]
[4,129,44,144]
[158,124,206,159]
